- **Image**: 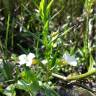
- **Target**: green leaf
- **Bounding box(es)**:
[88,54,95,71]
[16,80,40,96]
[3,84,16,96]
[39,0,45,21]
[21,68,37,83]
[46,0,54,17]
[42,20,49,45]
[1,60,14,80]
[16,80,31,92]
[42,86,59,96]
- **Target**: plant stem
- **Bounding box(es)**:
[52,73,67,80]
[52,69,96,81]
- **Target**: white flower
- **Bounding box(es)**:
[63,53,77,66]
[26,53,35,66]
[41,59,48,65]
[18,53,35,67]
[18,54,27,65]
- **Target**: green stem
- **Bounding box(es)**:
[52,69,96,81]
[52,73,67,81]
[5,14,10,55]
[67,69,96,81]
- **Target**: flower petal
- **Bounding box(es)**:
[63,53,77,66]
[27,53,35,60]
[18,54,27,65]
[26,60,32,67]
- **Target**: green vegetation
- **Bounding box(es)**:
[0,0,96,96]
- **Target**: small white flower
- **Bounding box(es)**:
[63,53,77,66]
[18,54,27,65]
[18,53,35,67]
[41,59,48,65]
[26,53,35,66]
